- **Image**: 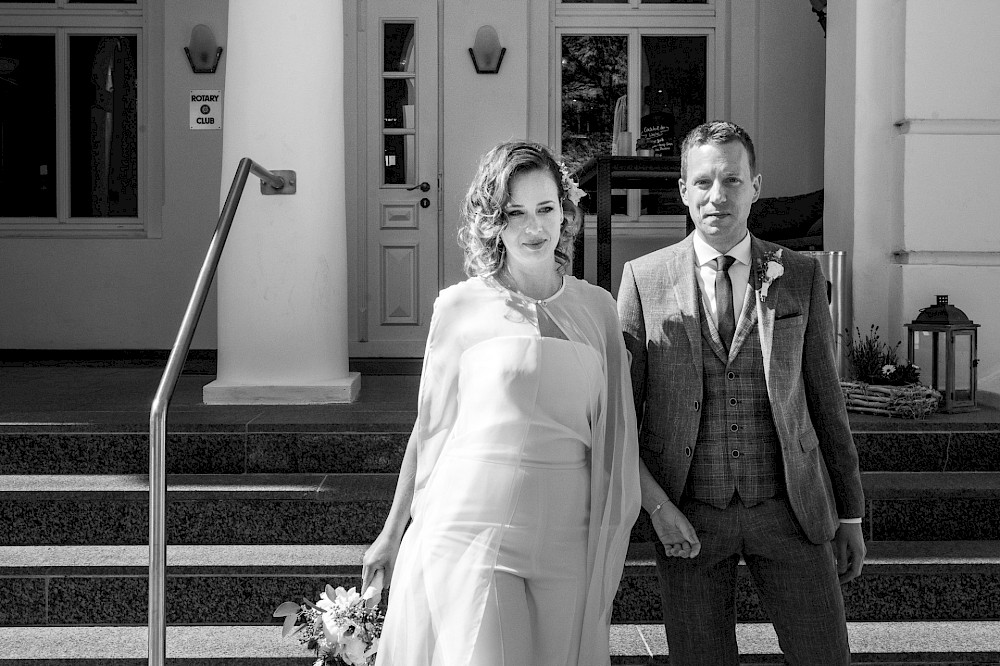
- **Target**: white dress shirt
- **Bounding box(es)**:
[692,231,752,330]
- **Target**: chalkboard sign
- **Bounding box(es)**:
[638,111,676,156]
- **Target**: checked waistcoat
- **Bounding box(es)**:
[685,301,784,509]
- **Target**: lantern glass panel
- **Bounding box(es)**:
[953,331,974,401]
[910,330,940,390]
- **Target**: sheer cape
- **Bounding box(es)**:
[377,276,640,665]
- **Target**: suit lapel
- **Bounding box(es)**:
[751,236,779,390]
[665,237,704,364]
[699,289,730,364]
[727,285,757,362]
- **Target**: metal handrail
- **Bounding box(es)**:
[147,158,293,666]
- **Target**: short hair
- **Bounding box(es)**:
[680,121,757,179]
[458,141,582,278]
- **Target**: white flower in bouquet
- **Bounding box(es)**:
[340,633,370,666]
[320,585,363,613]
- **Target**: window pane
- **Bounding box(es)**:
[639,35,706,215]
[561,35,627,171]
[0,35,57,218]
[383,134,414,186]
[69,35,138,218]
[562,35,628,214]
[384,78,415,129]
[384,23,415,73]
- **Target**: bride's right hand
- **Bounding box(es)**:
[362,529,402,590]
[651,501,701,558]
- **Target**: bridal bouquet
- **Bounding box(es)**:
[273,572,385,666]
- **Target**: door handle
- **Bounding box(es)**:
[407,181,431,192]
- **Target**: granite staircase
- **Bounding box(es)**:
[1,368,999,664]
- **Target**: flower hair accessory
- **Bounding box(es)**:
[756,248,784,303]
[559,161,587,206]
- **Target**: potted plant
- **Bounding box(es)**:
[840,325,941,418]
[635,135,653,157]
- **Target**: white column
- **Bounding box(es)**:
[203,0,360,404]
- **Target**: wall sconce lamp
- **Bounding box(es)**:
[185,24,223,74]
[469,25,505,74]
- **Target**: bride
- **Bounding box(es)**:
[362,141,640,665]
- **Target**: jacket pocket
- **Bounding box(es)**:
[774,313,804,328]
[798,426,819,452]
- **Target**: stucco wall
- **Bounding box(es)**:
[0,0,228,350]
[826,0,1000,406]
[899,0,1000,405]
[441,1,531,288]
[756,0,828,198]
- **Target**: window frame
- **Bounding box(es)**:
[552,0,728,236]
[0,0,163,238]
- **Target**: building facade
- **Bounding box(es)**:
[2,0,997,407]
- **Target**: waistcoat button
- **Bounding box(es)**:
[730,423,739,432]
[694,400,701,411]
[727,371,737,380]
[732,450,741,458]
[729,397,738,406]
[684,446,692,457]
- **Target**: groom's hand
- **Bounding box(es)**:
[651,501,701,558]
[833,521,866,583]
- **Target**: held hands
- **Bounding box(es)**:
[362,528,402,591]
[833,521,866,583]
[651,500,701,558]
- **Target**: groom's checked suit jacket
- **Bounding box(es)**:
[619,234,864,544]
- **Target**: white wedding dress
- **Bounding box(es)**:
[376,276,640,666]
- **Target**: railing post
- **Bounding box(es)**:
[148,158,290,665]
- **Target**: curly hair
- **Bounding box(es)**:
[458,141,582,278]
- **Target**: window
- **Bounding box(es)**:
[562,0,706,4]
[556,1,724,229]
[0,0,162,237]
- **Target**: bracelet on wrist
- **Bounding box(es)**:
[649,499,671,516]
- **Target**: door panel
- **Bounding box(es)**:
[355,2,439,356]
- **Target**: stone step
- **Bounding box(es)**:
[2,541,999,626]
[0,621,998,665]
[3,472,1000,546]
[1,424,998,475]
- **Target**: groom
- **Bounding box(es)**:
[618,121,865,665]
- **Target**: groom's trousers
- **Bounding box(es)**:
[654,494,850,666]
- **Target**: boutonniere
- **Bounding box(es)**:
[756,249,784,302]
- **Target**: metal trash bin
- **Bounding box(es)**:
[801,251,846,377]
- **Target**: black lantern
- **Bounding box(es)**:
[906,295,979,413]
